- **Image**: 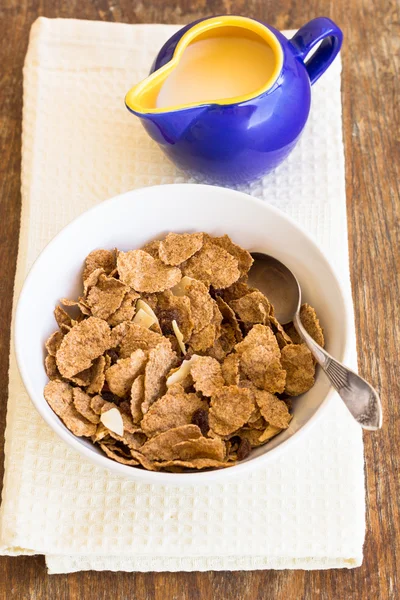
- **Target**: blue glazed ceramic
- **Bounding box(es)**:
[125,16,343,185]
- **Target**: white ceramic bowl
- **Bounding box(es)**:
[15,184,351,484]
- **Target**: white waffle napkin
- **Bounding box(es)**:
[0,18,365,574]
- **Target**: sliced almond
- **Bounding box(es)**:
[171,276,194,297]
[100,407,124,436]
[172,319,186,354]
[133,308,156,329]
[166,355,199,387]
[136,299,160,326]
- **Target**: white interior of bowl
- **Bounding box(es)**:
[15,184,350,484]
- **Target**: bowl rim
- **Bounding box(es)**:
[14,183,351,485]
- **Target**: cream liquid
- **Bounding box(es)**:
[156,36,276,108]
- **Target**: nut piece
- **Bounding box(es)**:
[100,407,124,436]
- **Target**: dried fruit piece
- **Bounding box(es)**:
[281,344,315,396]
[85,274,128,320]
[141,391,207,436]
[254,389,292,429]
[44,380,96,437]
[117,249,181,293]
[100,407,124,436]
[191,408,209,436]
[130,374,145,423]
[56,317,111,378]
[237,438,252,461]
[45,331,64,356]
[209,386,255,436]
[300,304,325,347]
[105,349,147,397]
[73,387,100,424]
[182,243,240,289]
[156,291,193,340]
[83,249,116,281]
[142,340,177,413]
[221,354,240,386]
[191,356,224,396]
[159,232,204,265]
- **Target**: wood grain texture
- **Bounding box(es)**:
[0,0,398,598]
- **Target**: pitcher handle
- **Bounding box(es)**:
[289,17,343,85]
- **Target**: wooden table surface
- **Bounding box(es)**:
[0,0,398,598]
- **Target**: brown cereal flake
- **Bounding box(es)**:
[54,306,72,329]
[141,239,161,258]
[142,339,177,413]
[209,386,255,436]
[113,323,164,358]
[44,380,96,437]
[99,443,139,465]
[86,355,108,395]
[183,278,214,332]
[56,317,111,378]
[159,232,204,265]
[130,374,145,423]
[45,331,64,356]
[258,424,283,443]
[107,291,139,326]
[215,296,243,342]
[190,356,224,396]
[117,249,181,293]
[182,243,240,289]
[174,436,226,461]
[209,234,253,276]
[239,344,286,394]
[85,274,128,320]
[221,353,240,386]
[216,281,255,303]
[230,291,270,325]
[254,389,292,429]
[73,387,100,424]
[281,344,315,396]
[83,249,116,281]
[45,355,61,380]
[300,303,325,347]
[153,458,232,470]
[140,424,202,461]
[105,349,147,397]
[141,391,207,436]
[188,323,217,352]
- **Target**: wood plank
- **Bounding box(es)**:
[0,0,398,598]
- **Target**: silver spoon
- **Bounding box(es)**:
[249,253,382,430]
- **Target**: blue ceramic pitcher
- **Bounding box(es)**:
[125,16,343,185]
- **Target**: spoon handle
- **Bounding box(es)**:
[293,314,383,430]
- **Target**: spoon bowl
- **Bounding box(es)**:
[249,252,383,431]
